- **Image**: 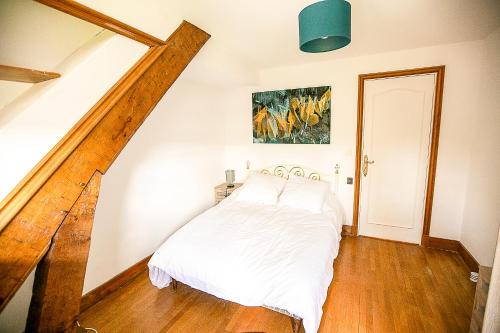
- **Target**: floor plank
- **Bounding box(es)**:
[79,237,475,332]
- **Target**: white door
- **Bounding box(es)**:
[359,74,436,244]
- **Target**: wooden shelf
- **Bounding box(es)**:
[0,64,61,83]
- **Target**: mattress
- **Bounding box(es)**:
[148,190,343,333]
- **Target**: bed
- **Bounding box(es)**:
[148,166,345,333]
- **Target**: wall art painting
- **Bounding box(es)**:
[252,86,331,144]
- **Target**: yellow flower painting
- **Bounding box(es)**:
[252,86,331,144]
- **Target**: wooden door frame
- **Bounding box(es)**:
[351,66,445,245]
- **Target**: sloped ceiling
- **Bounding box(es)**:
[0,0,103,109]
[179,0,500,69]
[1,0,499,98]
[79,0,500,70]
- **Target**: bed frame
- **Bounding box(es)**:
[259,165,322,180]
[171,278,303,333]
[170,164,340,333]
[258,164,340,194]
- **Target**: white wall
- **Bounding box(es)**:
[0,273,34,332]
[0,0,103,109]
[84,78,226,292]
[482,227,500,332]
[223,40,484,240]
[0,33,148,202]
[460,28,500,267]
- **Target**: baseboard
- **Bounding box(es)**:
[422,236,479,272]
[341,225,353,236]
[80,255,151,312]
[457,242,479,273]
[422,235,460,252]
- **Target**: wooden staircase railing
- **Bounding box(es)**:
[0,18,210,329]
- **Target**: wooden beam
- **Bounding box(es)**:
[35,0,165,47]
[25,172,101,333]
[0,64,61,83]
[0,21,210,312]
[0,21,209,233]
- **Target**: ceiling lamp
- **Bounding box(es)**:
[299,0,351,53]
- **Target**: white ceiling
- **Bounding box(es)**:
[75,0,500,71]
[0,0,102,70]
[1,0,499,99]
[175,0,500,69]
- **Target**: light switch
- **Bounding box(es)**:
[347,177,353,185]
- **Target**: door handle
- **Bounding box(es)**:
[362,155,375,177]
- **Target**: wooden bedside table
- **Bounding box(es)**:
[214,183,242,205]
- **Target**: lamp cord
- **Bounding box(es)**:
[76,321,99,333]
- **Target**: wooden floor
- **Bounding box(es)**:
[79,237,475,333]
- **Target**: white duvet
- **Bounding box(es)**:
[148,190,343,333]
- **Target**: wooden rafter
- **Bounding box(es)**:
[0,64,61,83]
[35,0,165,47]
[26,172,102,332]
[0,21,210,312]
[0,20,207,232]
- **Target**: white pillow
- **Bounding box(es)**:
[236,173,287,205]
[279,176,330,213]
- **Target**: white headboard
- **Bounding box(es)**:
[250,164,340,193]
[259,165,321,180]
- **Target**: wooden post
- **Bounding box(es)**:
[0,21,210,312]
[26,172,102,332]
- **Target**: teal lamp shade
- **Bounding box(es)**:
[299,0,351,53]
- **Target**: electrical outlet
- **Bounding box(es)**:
[347,177,353,184]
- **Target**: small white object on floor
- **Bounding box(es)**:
[76,321,99,333]
[470,271,479,283]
